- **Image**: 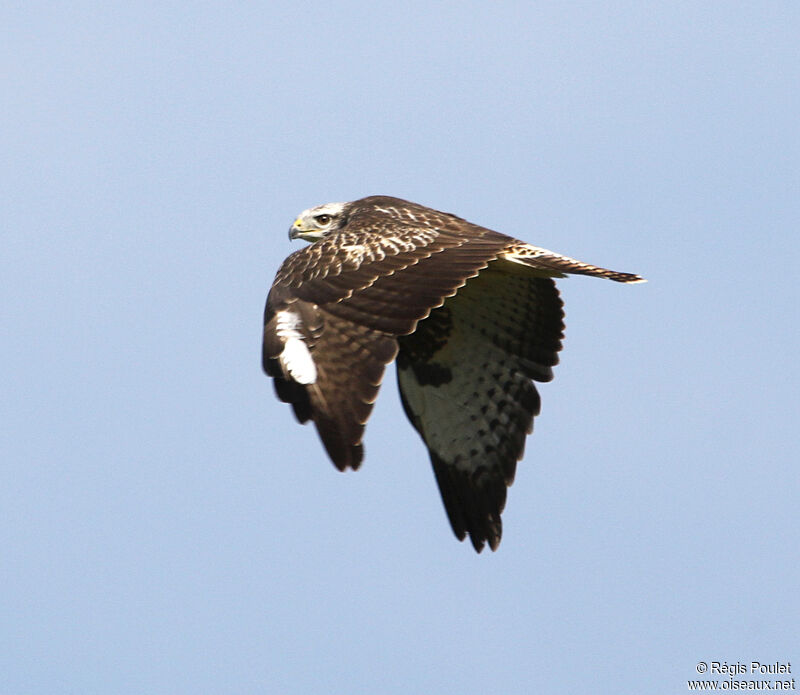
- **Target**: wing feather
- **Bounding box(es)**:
[263,195,643,551]
[501,244,646,283]
[263,213,511,470]
[397,262,564,551]
[263,296,397,470]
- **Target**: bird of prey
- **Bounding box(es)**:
[262,195,644,552]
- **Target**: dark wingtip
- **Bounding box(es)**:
[464,521,501,553]
[430,452,504,553]
[615,272,647,284]
[315,418,364,472]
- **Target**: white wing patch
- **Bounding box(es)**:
[275,309,317,384]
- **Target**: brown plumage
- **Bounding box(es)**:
[262,195,644,552]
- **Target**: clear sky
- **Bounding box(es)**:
[2,2,798,693]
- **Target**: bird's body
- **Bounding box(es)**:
[262,196,644,551]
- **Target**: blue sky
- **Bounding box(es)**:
[2,2,798,693]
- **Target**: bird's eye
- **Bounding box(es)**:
[314,214,332,225]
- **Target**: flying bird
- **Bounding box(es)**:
[262,196,644,552]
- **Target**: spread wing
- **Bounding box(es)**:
[263,195,645,550]
[263,201,513,470]
[263,296,397,469]
[396,260,565,552]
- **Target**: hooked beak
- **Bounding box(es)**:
[288,217,326,243]
[288,217,304,240]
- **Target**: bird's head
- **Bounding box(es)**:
[289,201,347,242]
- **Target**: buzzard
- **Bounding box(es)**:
[262,196,644,552]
